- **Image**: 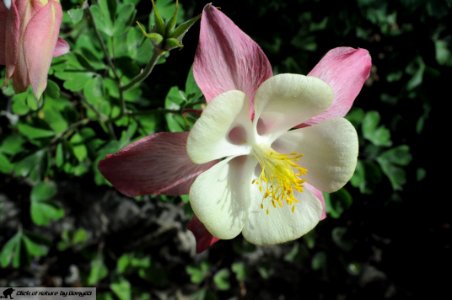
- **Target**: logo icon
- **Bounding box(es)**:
[1,288,15,299]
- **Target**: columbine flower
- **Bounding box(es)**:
[0,0,69,99]
[99,4,371,251]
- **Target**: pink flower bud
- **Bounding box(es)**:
[0,0,69,99]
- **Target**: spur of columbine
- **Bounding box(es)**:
[99,4,371,250]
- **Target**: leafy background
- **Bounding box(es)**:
[0,0,449,299]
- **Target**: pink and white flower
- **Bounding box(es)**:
[0,0,69,99]
[99,4,371,250]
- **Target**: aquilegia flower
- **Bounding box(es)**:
[0,0,69,99]
[99,4,371,251]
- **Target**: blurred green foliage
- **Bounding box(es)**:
[0,0,447,299]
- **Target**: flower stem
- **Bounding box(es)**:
[120,49,165,92]
[50,118,90,144]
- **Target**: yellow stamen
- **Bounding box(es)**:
[252,146,307,214]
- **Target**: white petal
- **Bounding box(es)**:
[3,0,11,9]
[253,74,333,142]
[242,186,323,245]
[187,90,253,164]
[274,118,358,193]
[189,156,256,239]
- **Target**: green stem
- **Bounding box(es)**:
[81,97,116,139]
[120,50,165,92]
[50,118,90,144]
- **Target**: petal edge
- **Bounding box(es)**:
[306,47,372,124]
[193,4,272,104]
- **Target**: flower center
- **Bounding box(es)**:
[252,146,307,215]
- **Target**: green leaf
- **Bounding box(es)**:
[75,35,105,70]
[362,111,379,132]
[347,262,362,275]
[213,269,230,291]
[284,244,300,262]
[55,143,64,167]
[378,145,412,166]
[186,262,210,284]
[257,265,274,279]
[88,255,108,285]
[90,2,114,37]
[57,228,89,251]
[12,92,32,115]
[165,86,187,132]
[43,99,69,134]
[376,145,411,191]
[11,87,39,111]
[117,254,131,274]
[62,72,94,92]
[170,14,200,41]
[185,67,202,102]
[113,4,136,36]
[311,252,327,271]
[346,108,365,127]
[325,188,353,219]
[18,124,55,139]
[131,256,151,269]
[30,181,64,226]
[84,76,111,117]
[377,161,406,190]
[377,145,411,190]
[0,231,22,268]
[137,114,158,134]
[31,181,57,202]
[416,103,431,134]
[45,80,61,99]
[70,133,88,162]
[426,0,450,18]
[0,231,48,268]
[435,39,452,66]
[351,160,366,191]
[405,56,425,90]
[150,0,185,32]
[386,71,403,82]
[232,262,247,281]
[67,8,84,24]
[0,153,13,173]
[125,28,153,64]
[0,134,25,155]
[332,227,353,251]
[73,228,89,244]
[14,150,46,180]
[119,121,138,144]
[370,127,391,146]
[362,111,392,146]
[351,160,383,194]
[110,278,131,300]
[22,234,48,258]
